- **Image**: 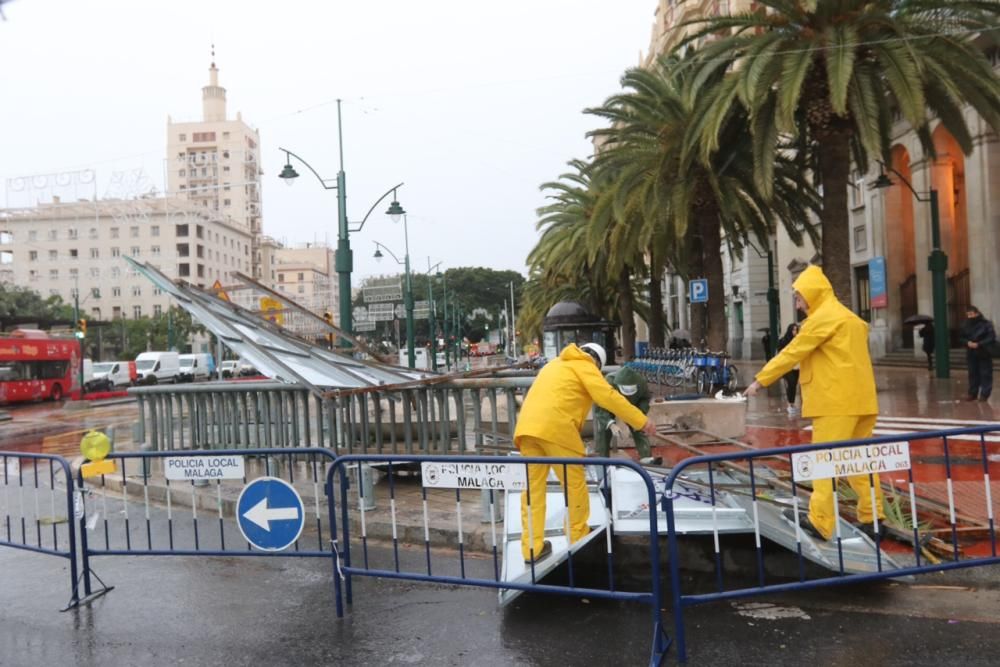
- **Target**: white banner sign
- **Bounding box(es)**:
[369,303,396,321]
[165,455,246,481]
[421,461,527,491]
[791,442,910,482]
[362,281,403,303]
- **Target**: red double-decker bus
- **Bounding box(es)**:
[0,330,81,404]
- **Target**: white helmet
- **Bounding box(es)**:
[580,342,607,369]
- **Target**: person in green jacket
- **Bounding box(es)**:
[594,365,660,465]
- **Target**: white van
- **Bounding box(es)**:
[398,348,430,370]
[135,351,180,384]
[90,361,132,390]
[178,353,212,382]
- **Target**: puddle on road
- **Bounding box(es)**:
[731,601,811,621]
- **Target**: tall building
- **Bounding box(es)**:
[166,51,266,280]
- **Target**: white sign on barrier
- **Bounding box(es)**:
[421,461,527,490]
[4,457,18,477]
[791,442,910,482]
[165,455,246,481]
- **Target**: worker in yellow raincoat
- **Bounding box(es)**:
[514,342,657,563]
[746,265,886,541]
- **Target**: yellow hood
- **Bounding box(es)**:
[558,343,596,365]
[793,265,834,314]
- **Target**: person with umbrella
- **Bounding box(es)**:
[919,322,935,371]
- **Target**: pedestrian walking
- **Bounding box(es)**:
[778,323,800,414]
[745,266,885,541]
[513,342,657,563]
[960,306,996,402]
[594,365,661,465]
[919,322,935,371]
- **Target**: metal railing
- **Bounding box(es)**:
[75,447,341,611]
[663,425,1000,662]
[130,378,533,456]
[0,451,80,610]
[329,453,671,667]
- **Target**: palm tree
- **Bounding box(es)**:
[682,0,1000,300]
[526,160,649,356]
[587,55,818,350]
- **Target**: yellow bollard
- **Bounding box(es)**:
[80,430,116,478]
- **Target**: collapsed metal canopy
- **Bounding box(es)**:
[127,258,430,392]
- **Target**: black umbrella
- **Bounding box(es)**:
[903,314,934,326]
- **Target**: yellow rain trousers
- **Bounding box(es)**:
[809,415,885,540]
[755,266,885,539]
[518,436,591,561]
[515,344,648,561]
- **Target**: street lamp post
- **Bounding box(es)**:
[278,100,403,345]
[425,259,443,372]
[373,236,416,369]
[874,163,950,379]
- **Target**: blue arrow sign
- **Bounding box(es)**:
[236,477,305,551]
[689,279,708,304]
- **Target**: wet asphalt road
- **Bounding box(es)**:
[3,540,1000,666]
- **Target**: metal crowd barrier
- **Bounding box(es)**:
[74,447,341,611]
[663,425,1000,662]
[329,453,671,667]
[0,451,80,610]
[130,378,530,456]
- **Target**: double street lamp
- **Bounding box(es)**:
[277,99,403,345]
[425,259,443,372]
[874,162,950,379]
[372,208,416,368]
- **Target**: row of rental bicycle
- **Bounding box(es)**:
[626,348,739,396]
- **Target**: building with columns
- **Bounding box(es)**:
[638,0,1000,359]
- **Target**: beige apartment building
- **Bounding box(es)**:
[640,0,1000,360]
[166,55,267,281]
[270,244,338,335]
[0,197,252,322]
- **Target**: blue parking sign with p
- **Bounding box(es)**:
[689,279,708,303]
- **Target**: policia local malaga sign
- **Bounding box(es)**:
[792,442,911,482]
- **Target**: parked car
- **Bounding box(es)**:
[177,353,212,383]
[237,360,259,377]
[87,361,133,391]
[135,351,180,384]
[220,360,239,378]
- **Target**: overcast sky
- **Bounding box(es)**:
[0,0,655,281]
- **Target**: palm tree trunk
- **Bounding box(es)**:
[699,211,728,352]
[618,266,636,361]
[817,130,853,303]
[687,232,705,348]
[648,258,665,348]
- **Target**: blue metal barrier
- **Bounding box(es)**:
[329,453,671,667]
[75,447,342,613]
[664,425,1000,661]
[0,451,80,610]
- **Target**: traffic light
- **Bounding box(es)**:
[77,319,87,337]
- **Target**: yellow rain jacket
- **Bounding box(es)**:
[755,266,878,418]
[514,344,649,454]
